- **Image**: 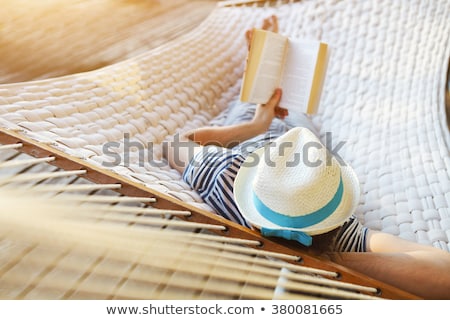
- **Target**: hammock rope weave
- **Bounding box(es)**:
[0,0,449,297]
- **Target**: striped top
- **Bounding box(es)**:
[183,148,249,227]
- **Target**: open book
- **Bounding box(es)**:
[239,29,329,115]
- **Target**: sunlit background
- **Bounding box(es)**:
[0,0,216,84]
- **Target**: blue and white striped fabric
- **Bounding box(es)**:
[183,148,249,227]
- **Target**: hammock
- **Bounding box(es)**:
[0,0,449,298]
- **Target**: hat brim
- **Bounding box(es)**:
[234,147,360,236]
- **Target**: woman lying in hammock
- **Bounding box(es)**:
[164,15,450,299]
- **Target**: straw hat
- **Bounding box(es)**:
[234,127,360,246]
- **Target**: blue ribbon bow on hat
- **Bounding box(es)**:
[261,227,313,246]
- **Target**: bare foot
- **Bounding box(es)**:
[245,15,279,50]
[261,15,278,33]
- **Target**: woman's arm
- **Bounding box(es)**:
[164,89,285,173]
[185,88,286,148]
[185,122,265,148]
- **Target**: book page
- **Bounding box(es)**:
[279,39,327,114]
[245,30,287,104]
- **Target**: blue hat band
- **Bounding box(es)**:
[252,175,344,229]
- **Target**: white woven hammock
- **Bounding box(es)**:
[0,0,449,252]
